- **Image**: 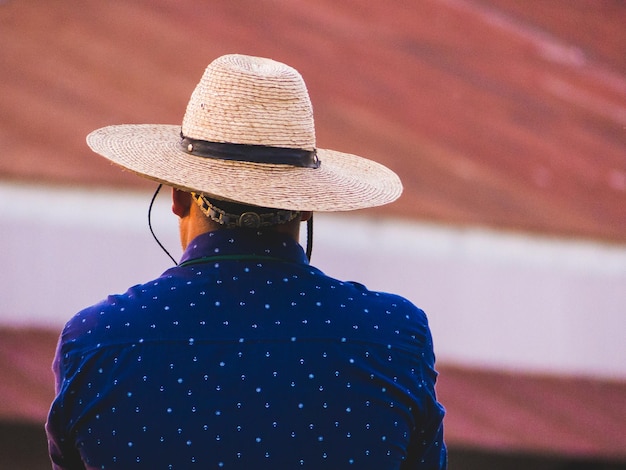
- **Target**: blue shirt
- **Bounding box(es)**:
[47,229,446,469]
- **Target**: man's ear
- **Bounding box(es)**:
[300,211,313,222]
[172,188,192,218]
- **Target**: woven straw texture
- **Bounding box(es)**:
[182,55,315,149]
[86,54,402,212]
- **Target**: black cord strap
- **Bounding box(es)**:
[306,215,313,261]
[148,184,179,266]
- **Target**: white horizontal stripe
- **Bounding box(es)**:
[2,181,625,379]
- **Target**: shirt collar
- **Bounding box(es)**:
[179,229,309,266]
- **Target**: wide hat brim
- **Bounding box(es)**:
[87,124,403,212]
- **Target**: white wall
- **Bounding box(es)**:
[2,181,625,380]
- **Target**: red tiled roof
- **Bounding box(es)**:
[0,0,624,241]
[0,328,57,423]
[438,364,626,460]
[2,328,625,460]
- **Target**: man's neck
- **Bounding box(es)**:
[179,203,302,251]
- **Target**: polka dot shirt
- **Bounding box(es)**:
[47,229,446,469]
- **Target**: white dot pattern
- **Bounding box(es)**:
[47,230,446,469]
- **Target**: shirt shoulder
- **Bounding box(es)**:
[59,271,179,351]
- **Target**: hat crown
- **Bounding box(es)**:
[182,54,316,149]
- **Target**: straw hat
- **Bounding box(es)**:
[87,54,402,212]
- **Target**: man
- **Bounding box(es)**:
[47,54,446,469]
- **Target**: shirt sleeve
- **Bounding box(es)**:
[405,323,448,469]
[45,335,87,470]
[406,421,447,469]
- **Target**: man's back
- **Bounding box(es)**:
[47,230,445,469]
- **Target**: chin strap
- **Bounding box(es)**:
[306,215,313,261]
[149,183,313,265]
[149,184,179,266]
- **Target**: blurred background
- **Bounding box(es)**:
[1,0,625,468]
